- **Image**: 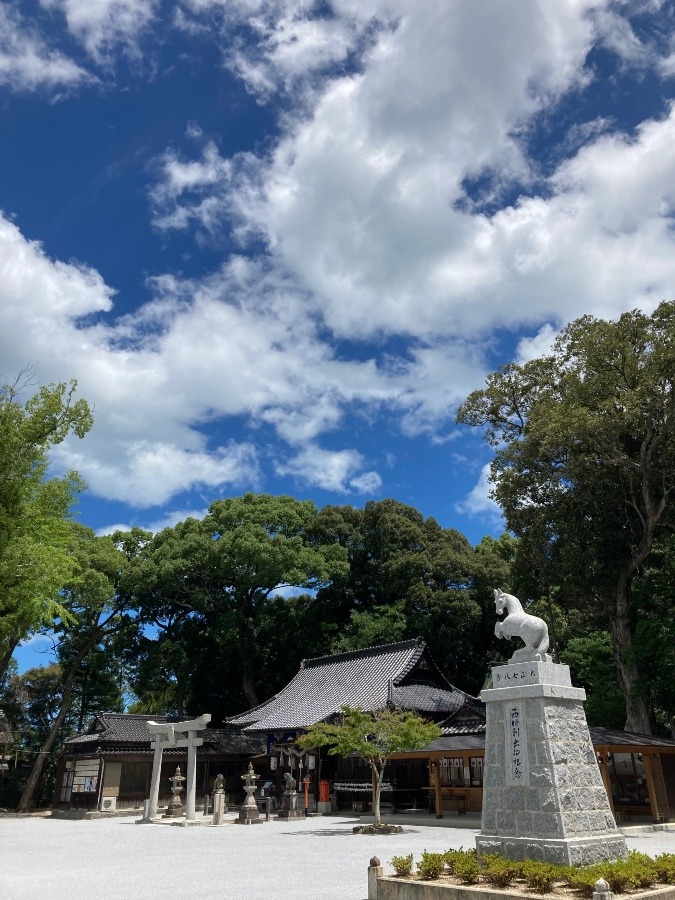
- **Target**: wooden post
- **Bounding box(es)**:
[642,754,661,823]
[597,751,616,820]
[433,760,443,818]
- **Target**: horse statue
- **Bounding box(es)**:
[494,588,552,663]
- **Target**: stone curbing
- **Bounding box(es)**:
[374,879,675,900]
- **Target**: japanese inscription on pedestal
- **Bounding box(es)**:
[505,702,529,786]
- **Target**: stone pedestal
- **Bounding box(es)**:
[212,791,226,825]
[476,661,627,866]
[277,790,304,819]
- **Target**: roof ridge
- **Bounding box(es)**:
[302,637,425,669]
[100,713,169,720]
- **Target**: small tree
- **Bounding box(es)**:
[298,705,441,827]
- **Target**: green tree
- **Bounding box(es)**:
[0,373,93,678]
[298,705,440,827]
[123,494,349,711]
[629,534,675,731]
[457,302,675,733]
[17,527,140,810]
[307,500,511,692]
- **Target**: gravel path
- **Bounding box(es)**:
[1,813,673,900]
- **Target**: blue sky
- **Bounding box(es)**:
[2,1,675,669]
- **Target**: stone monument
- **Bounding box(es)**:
[476,589,627,866]
[277,771,304,820]
[236,762,263,825]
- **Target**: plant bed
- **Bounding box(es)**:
[377,850,675,900]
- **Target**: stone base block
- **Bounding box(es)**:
[476,833,627,866]
[236,810,263,825]
[317,801,332,814]
[276,809,304,820]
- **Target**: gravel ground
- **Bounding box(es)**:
[0,813,673,900]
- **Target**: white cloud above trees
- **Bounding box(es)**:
[2,0,675,519]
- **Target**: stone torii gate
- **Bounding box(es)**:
[145,714,211,821]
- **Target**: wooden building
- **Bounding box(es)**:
[52,713,266,812]
[226,638,479,810]
[393,710,675,823]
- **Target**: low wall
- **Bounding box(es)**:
[375,879,675,900]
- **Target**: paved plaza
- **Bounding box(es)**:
[1,812,674,900]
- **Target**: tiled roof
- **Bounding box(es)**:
[441,723,486,736]
[391,684,469,715]
[65,713,170,745]
[227,638,469,732]
[412,725,675,756]
[588,726,675,749]
[64,716,266,757]
[437,698,486,734]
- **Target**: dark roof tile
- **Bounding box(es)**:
[227,639,469,732]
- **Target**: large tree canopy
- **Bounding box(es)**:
[0,375,93,679]
[306,499,511,692]
[123,493,349,713]
[457,301,675,734]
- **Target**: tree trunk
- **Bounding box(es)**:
[242,664,259,709]
[373,762,385,827]
[17,634,96,811]
[610,579,656,735]
[0,634,20,683]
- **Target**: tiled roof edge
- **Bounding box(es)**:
[302,637,425,669]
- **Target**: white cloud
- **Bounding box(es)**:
[592,7,649,67]
[0,2,91,92]
[0,215,401,503]
[61,440,258,507]
[275,444,381,494]
[157,0,675,349]
[455,463,504,527]
[6,1,675,514]
[516,324,558,364]
[96,507,207,535]
[40,0,158,61]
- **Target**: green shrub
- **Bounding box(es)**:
[481,854,520,888]
[443,848,474,874]
[602,863,632,894]
[521,860,559,893]
[390,853,414,877]
[653,853,675,884]
[417,851,446,880]
[623,851,657,889]
[567,866,602,898]
[454,853,481,884]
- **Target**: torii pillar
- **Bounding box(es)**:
[144,714,211,822]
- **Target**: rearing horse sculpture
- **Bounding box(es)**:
[494,588,552,663]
